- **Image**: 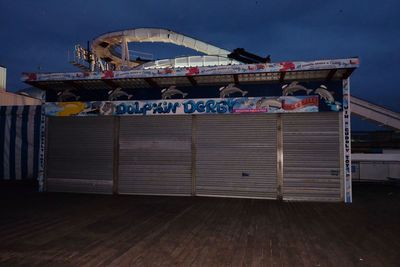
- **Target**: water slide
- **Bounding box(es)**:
[91,28,240,70]
[351,96,400,130]
[91,28,400,131]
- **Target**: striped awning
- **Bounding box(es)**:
[0,106,42,180]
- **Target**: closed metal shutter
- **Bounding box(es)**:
[282,113,341,201]
[46,117,114,194]
[195,114,277,199]
[118,116,192,195]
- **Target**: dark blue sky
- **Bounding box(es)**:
[1,0,399,129]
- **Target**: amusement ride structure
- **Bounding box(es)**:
[67,28,400,130]
[19,27,400,202]
[71,28,270,71]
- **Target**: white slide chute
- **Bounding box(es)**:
[91,28,240,70]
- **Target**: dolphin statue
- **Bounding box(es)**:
[57,89,80,102]
[161,86,188,99]
[282,81,313,96]
[315,85,335,103]
[219,83,248,98]
[108,88,133,101]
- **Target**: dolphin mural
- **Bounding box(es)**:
[256,98,282,109]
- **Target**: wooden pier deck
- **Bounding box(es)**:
[0,183,399,266]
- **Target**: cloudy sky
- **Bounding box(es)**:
[0,0,399,128]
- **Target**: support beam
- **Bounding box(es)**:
[279,72,286,83]
[233,74,239,85]
[326,69,337,81]
[25,81,48,91]
[144,78,159,88]
[102,79,119,89]
[64,81,85,91]
[187,76,197,86]
[121,35,130,69]
[342,69,354,79]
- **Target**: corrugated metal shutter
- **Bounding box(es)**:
[195,114,277,199]
[46,117,114,194]
[282,113,341,201]
[118,116,192,195]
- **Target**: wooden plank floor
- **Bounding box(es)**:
[0,183,399,267]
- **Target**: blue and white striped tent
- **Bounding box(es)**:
[0,106,41,180]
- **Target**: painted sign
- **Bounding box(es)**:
[45,96,319,116]
[342,79,352,203]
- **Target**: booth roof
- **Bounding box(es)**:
[22,58,359,91]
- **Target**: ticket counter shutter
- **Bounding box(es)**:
[46,117,114,194]
[282,113,341,201]
[195,114,277,199]
[118,116,192,195]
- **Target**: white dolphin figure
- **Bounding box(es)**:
[161,86,188,99]
[108,88,133,101]
[57,89,80,101]
[219,83,248,98]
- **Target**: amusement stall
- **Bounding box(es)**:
[23,28,358,202]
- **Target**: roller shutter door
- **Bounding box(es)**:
[282,113,341,201]
[46,117,114,194]
[195,114,277,199]
[118,116,192,195]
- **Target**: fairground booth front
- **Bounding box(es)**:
[23,28,358,202]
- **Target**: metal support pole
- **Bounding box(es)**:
[339,112,344,201]
[112,116,120,195]
[39,109,47,192]
[276,114,284,200]
[191,115,197,196]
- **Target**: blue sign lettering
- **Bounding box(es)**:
[205,100,216,113]
[114,98,240,116]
